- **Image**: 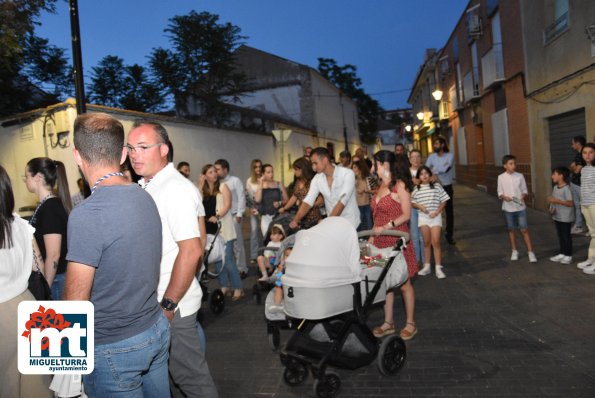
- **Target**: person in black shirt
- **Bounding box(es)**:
[24,157,72,299]
[570,136,587,234]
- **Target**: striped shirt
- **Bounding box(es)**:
[411,184,450,212]
[580,165,595,206]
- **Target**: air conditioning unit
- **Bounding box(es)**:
[467,13,483,37]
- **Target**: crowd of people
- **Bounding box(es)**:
[2,111,594,397]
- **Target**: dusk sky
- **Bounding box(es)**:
[37,0,470,110]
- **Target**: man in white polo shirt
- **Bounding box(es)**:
[128,119,217,398]
[290,147,360,229]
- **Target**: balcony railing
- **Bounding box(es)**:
[544,11,569,45]
[481,43,505,88]
[463,71,480,102]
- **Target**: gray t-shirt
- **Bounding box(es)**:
[551,184,575,223]
[67,184,162,345]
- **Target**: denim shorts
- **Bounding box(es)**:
[504,210,528,230]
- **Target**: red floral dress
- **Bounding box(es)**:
[370,185,418,277]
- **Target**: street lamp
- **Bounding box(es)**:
[416,111,424,121]
[432,89,443,101]
[405,125,412,132]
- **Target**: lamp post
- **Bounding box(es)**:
[69,0,86,114]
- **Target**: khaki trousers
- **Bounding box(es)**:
[0,290,52,398]
[581,204,595,262]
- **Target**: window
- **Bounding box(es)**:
[544,0,569,44]
[456,63,464,106]
[466,5,483,39]
[457,126,468,165]
[491,109,510,164]
[486,0,499,17]
[452,37,459,61]
[494,86,506,112]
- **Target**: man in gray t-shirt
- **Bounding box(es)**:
[65,113,170,398]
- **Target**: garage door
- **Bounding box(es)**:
[548,108,586,169]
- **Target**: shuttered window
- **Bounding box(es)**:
[548,108,586,169]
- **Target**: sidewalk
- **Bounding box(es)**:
[202,185,595,397]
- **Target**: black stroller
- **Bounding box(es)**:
[199,221,226,315]
[278,220,409,398]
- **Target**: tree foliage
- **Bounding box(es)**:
[88,55,163,112]
[318,58,383,144]
[0,0,73,117]
[149,11,247,122]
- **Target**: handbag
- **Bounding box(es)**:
[28,245,52,300]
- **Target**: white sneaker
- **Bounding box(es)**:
[549,254,564,263]
[583,264,595,274]
[528,252,537,263]
[510,250,519,261]
[435,265,446,279]
[418,263,431,276]
[571,225,584,235]
[560,256,572,264]
[577,260,592,269]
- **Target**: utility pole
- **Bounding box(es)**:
[69,0,86,114]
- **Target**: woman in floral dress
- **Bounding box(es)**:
[369,150,419,341]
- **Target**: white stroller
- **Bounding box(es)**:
[271,217,410,398]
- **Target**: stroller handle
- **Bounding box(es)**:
[357,229,410,242]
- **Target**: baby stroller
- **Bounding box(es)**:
[278,217,409,398]
[199,221,227,315]
[252,211,316,305]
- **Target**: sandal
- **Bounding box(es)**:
[372,322,395,338]
[220,287,231,296]
[231,289,245,302]
[399,322,418,341]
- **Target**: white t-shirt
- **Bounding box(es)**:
[0,215,34,303]
[140,163,204,317]
[303,165,360,229]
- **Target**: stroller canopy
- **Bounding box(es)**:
[282,217,361,288]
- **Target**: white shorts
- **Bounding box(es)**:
[418,212,443,228]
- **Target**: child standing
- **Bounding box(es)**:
[497,155,537,262]
[548,167,575,264]
[411,166,450,279]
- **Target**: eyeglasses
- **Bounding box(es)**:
[125,143,162,154]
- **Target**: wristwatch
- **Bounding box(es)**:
[160,297,177,312]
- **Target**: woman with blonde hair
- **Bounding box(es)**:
[23,157,71,300]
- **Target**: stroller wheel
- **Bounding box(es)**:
[252,283,262,305]
[267,326,281,351]
[377,335,407,376]
[313,371,341,398]
[209,289,225,314]
[283,359,308,386]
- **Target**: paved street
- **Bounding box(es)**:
[200,185,595,397]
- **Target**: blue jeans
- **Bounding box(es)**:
[215,240,243,289]
[358,204,373,232]
[51,273,65,300]
[249,214,263,260]
[83,313,171,398]
[410,208,425,263]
